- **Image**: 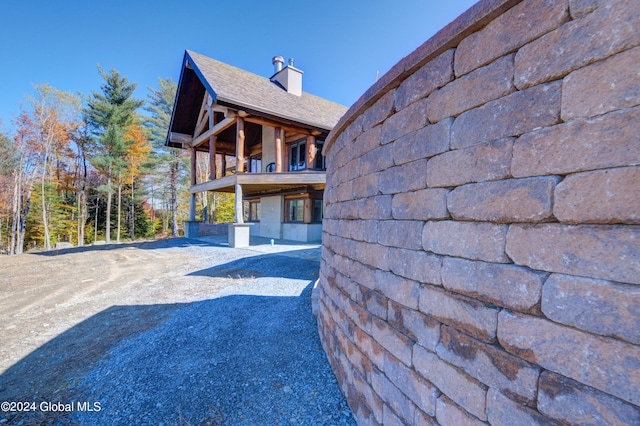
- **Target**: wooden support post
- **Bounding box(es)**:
[307,135,316,170]
[189,147,197,221]
[275,127,283,172]
[235,182,244,224]
[236,117,245,173]
[222,153,227,177]
[208,109,217,180]
[304,197,312,223]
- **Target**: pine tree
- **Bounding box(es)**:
[145,77,184,237]
[85,67,143,243]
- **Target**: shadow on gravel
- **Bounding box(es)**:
[188,253,320,281]
[0,253,354,426]
[31,237,214,257]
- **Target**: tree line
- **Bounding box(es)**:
[0,68,231,255]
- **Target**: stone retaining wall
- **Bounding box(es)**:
[316,0,639,424]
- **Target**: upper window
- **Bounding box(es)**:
[289,139,306,171]
[314,140,326,171]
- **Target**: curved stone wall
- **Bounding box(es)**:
[316,0,640,424]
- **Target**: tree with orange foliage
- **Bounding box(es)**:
[123,121,150,240]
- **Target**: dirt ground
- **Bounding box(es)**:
[0,237,341,425]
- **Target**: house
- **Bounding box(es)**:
[166,50,347,246]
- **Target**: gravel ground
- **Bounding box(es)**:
[0,236,355,425]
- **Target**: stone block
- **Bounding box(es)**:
[428,54,515,123]
[512,106,640,177]
[353,326,386,372]
[394,49,454,111]
[486,388,552,426]
[451,81,561,149]
[542,273,640,345]
[392,118,451,165]
[436,395,487,426]
[374,270,421,310]
[413,345,488,421]
[455,0,568,76]
[382,405,404,426]
[384,351,439,415]
[371,367,416,424]
[554,166,640,224]
[569,0,603,18]
[441,257,545,312]
[381,98,429,144]
[362,90,395,131]
[359,143,394,176]
[391,188,449,221]
[426,138,513,188]
[351,172,380,200]
[498,310,640,405]
[378,220,424,250]
[437,326,541,403]
[372,318,414,367]
[447,176,559,223]
[538,370,640,425]
[350,370,384,424]
[506,223,640,285]
[422,220,509,263]
[355,124,382,158]
[347,219,379,243]
[515,0,640,89]
[357,284,388,320]
[419,285,499,343]
[358,195,393,220]
[562,46,640,120]
[415,408,439,426]
[379,159,429,194]
[335,180,353,203]
[387,300,441,352]
[387,247,442,286]
[335,321,372,381]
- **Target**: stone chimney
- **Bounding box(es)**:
[270,56,303,96]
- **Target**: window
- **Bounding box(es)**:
[286,198,305,222]
[249,156,262,173]
[289,139,306,171]
[313,199,323,222]
[314,140,326,170]
[243,200,260,222]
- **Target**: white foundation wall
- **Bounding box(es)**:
[261,126,275,172]
[282,223,322,242]
[258,195,283,239]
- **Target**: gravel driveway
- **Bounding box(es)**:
[0,237,354,425]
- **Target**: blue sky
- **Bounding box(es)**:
[0,0,477,133]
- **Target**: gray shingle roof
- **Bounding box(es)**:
[187,50,348,131]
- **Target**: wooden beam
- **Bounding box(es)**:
[194,108,209,138]
[193,94,210,137]
[275,127,283,173]
[244,115,311,135]
[190,115,236,147]
[208,108,217,181]
[169,132,192,145]
[248,144,262,157]
[236,117,245,173]
[285,133,307,143]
